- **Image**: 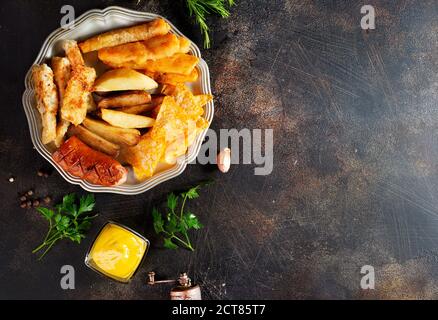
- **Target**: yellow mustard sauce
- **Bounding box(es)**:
[88,223,147,281]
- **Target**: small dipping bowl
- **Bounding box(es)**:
[85,221,149,283]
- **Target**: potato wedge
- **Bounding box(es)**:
[98,91,151,109]
[117,95,164,114]
[93,68,158,92]
[82,117,140,146]
[101,109,155,128]
[118,104,156,115]
[68,125,120,157]
[79,18,171,53]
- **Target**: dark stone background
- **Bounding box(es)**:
[0,0,437,299]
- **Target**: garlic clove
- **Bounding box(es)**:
[217,148,231,173]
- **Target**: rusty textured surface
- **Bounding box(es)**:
[0,0,437,299]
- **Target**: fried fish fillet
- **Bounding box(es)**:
[98,34,191,69]
[123,96,188,180]
[162,83,212,120]
[79,18,171,53]
[61,65,96,125]
[52,57,72,147]
[32,64,58,144]
[153,67,199,85]
[144,53,199,75]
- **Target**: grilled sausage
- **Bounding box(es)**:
[52,136,127,186]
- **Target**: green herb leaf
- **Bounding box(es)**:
[165,214,179,234]
[167,193,178,212]
[36,207,54,220]
[33,193,97,260]
[78,194,95,215]
[151,183,211,251]
[60,193,76,214]
[184,212,203,230]
[184,186,200,200]
[185,0,235,48]
[163,238,178,250]
[152,207,165,234]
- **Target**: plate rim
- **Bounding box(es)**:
[22,6,214,195]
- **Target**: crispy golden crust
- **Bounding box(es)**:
[31,64,59,144]
[155,67,199,84]
[98,34,181,68]
[51,57,71,104]
[178,37,191,53]
[143,53,199,75]
[123,96,190,180]
[79,18,171,53]
[52,57,72,147]
[54,120,70,148]
[61,65,96,126]
[63,40,84,68]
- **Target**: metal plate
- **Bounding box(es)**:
[22,6,214,195]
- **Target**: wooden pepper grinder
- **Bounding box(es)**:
[147,271,202,300]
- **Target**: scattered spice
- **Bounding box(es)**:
[37,169,51,178]
[27,190,34,196]
[43,196,52,204]
[8,176,15,183]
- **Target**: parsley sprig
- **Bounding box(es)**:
[186,0,235,48]
[33,193,98,260]
[152,185,206,251]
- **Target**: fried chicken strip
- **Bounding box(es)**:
[31,64,58,144]
[52,57,72,147]
[61,41,96,126]
[79,18,171,53]
[61,65,96,125]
